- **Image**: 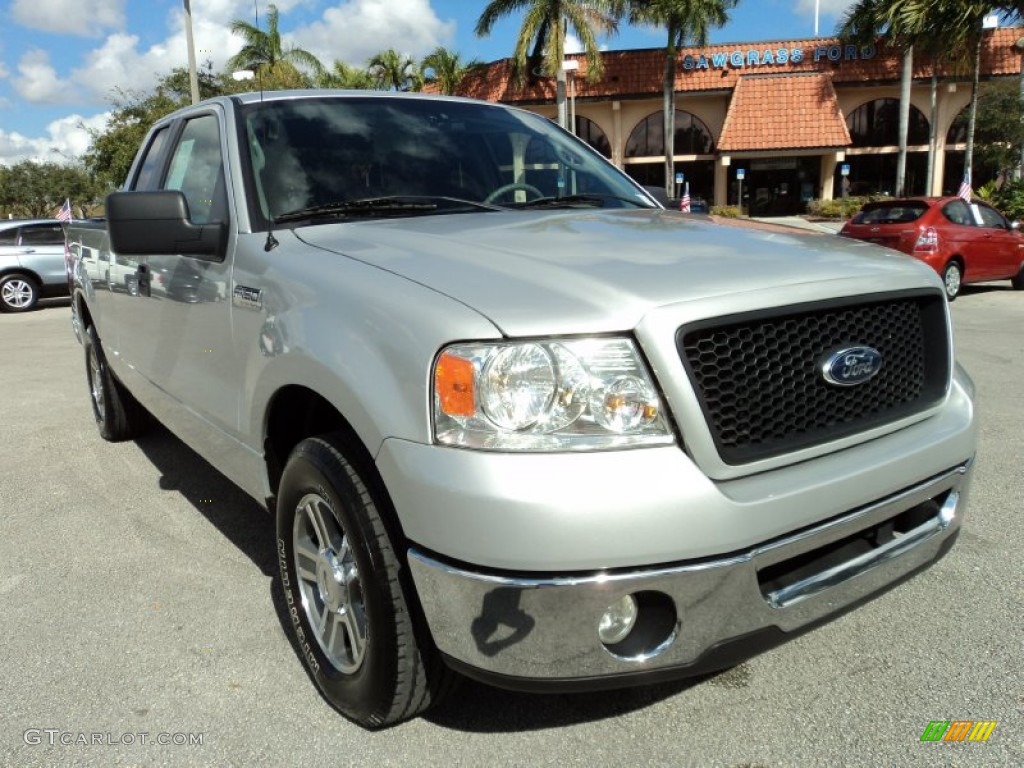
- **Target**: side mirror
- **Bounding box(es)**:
[1011,220,1021,231]
[107,190,227,259]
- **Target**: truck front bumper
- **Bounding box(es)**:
[408,463,970,689]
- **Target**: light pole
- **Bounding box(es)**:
[183,0,200,105]
[1017,37,1024,179]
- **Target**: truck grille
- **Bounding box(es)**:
[676,291,950,465]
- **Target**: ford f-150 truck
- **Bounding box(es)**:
[66,90,977,728]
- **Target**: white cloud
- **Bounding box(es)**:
[12,0,126,37]
[2,0,458,164]
[0,111,109,165]
[295,0,455,66]
[14,50,73,104]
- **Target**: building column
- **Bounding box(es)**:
[715,156,730,209]
[820,152,843,201]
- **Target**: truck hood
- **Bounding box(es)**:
[293,209,935,335]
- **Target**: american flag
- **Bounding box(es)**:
[679,182,691,213]
[957,170,972,204]
[56,198,72,222]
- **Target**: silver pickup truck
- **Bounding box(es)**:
[66,90,976,728]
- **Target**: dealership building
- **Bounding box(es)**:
[459,27,1024,213]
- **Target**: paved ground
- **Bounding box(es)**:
[752,216,845,233]
[1,289,1021,767]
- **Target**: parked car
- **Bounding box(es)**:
[838,196,1024,300]
[0,218,69,312]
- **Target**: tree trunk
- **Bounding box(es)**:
[896,46,912,196]
[663,42,677,200]
[965,31,983,182]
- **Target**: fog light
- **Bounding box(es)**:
[597,594,638,645]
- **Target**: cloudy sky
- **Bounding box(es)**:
[0,0,861,166]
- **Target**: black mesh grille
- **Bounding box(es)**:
[677,292,950,464]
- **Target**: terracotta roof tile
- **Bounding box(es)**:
[459,28,1024,103]
[717,72,850,151]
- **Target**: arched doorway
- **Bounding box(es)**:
[624,110,715,204]
[839,98,930,196]
[574,116,611,158]
[943,106,1002,195]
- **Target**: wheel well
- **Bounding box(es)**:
[76,294,94,331]
[945,256,965,275]
[263,386,367,498]
[0,268,41,286]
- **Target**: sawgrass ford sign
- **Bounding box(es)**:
[682,43,877,70]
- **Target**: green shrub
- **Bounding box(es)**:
[806,196,870,220]
[987,179,1024,222]
[710,205,742,217]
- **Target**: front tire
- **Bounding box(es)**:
[276,435,453,728]
[0,273,39,312]
[942,261,962,301]
[83,325,149,441]
[1012,264,1024,290]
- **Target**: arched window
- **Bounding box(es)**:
[625,111,716,157]
[946,106,969,144]
[846,98,929,147]
[574,116,611,158]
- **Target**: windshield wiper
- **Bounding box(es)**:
[274,195,501,224]
[511,193,654,210]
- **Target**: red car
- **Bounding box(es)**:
[839,196,1024,300]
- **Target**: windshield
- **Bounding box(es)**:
[241,96,657,225]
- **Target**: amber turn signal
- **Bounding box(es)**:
[435,352,476,417]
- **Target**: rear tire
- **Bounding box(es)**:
[276,434,454,728]
[83,325,149,441]
[0,273,39,312]
[942,261,962,301]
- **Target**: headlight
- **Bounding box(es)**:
[433,338,674,451]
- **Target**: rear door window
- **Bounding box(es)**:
[132,126,171,191]
[20,223,65,245]
[941,199,975,227]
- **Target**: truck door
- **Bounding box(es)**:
[121,111,242,449]
[98,125,173,363]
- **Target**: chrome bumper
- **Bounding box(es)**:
[408,463,971,686]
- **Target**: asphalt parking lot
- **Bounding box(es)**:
[1,288,1021,767]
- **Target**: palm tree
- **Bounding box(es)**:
[317,61,375,90]
[843,2,1024,194]
[367,48,421,92]
[421,47,481,96]
[838,1,917,196]
[227,4,324,83]
[475,0,623,130]
[629,1,736,199]
[896,1,996,191]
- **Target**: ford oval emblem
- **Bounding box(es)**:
[821,346,883,387]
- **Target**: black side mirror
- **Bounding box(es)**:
[107,190,227,259]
